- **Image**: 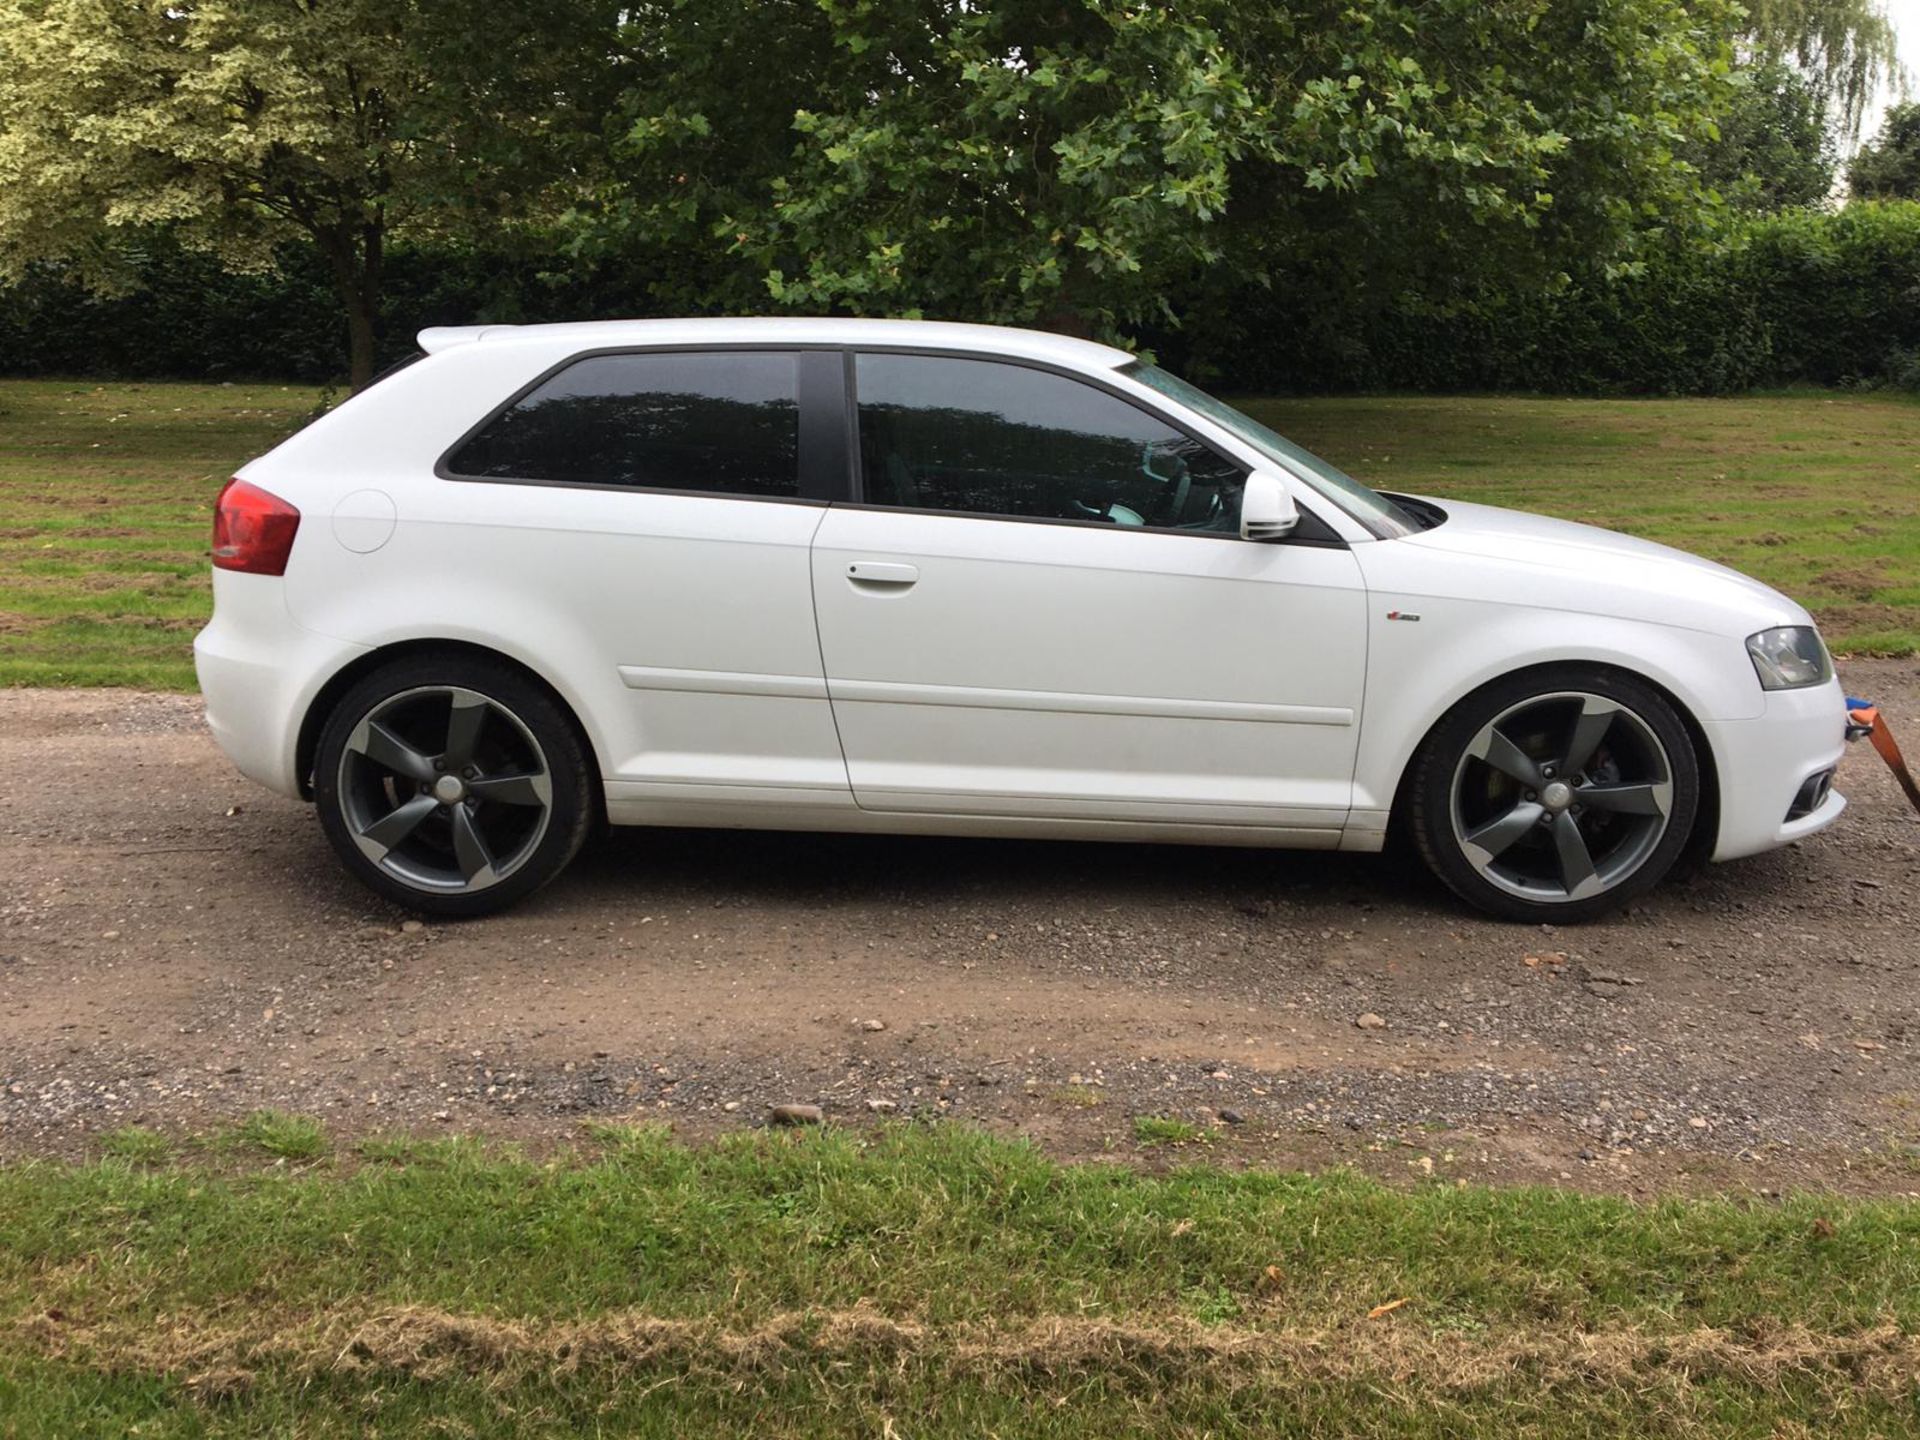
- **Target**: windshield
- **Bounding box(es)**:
[1121,362,1416,538]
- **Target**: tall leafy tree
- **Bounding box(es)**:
[1228,0,1742,287]
[1848,101,1920,196]
[1178,0,1745,381]
[1694,60,1837,211]
[739,0,1268,335]
[0,0,621,386]
[570,0,848,316]
[1741,0,1902,140]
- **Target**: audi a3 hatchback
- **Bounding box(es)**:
[194,318,1848,921]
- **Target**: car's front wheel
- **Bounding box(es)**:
[313,654,593,917]
[1408,667,1700,923]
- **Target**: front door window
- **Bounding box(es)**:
[854,353,1244,532]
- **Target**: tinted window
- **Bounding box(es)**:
[448,351,800,497]
[1122,361,1415,537]
[855,354,1244,530]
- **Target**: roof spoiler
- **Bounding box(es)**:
[417,324,520,354]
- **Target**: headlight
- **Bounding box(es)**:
[1746,625,1833,690]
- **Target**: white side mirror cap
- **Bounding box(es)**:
[1240,470,1299,542]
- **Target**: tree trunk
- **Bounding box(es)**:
[316,217,384,391]
[343,294,377,391]
[1037,304,1097,340]
[1036,254,1098,339]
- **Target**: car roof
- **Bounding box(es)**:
[415,317,1136,371]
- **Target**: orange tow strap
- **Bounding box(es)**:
[1847,704,1920,815]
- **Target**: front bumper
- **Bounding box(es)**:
[193,572,369,798]
[1700,678,1848,862]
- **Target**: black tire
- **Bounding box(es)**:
[313,653,593,917]
[1407,666,1700,924]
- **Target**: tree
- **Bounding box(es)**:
[1693,60,1838,211]
[738,0,1269,336]
[1225,0,1743,289]
[1165,0,1746,384]
[1741,0,1902,141]
[565,0,849,318]
[603,0,1739,342]
[0,0,621,386]
[1849,101,1920,197]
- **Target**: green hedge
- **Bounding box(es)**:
[6,205,1920,393]
[1746,204,1920,388]
[1171,203,1920,394]
[0,234,679,384]
[0,239,340,382]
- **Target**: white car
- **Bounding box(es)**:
[194,318,1848,922]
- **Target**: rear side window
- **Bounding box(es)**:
[446,351,801,497]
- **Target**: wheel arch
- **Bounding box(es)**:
[294,639,606,821]
[1384,659,1720,862]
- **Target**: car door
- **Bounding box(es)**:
[422,347,850,803]
[809,351,1369,831]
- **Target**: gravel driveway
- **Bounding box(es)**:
[4,664,1918,1193]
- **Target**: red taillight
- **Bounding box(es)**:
[211,478,300,575]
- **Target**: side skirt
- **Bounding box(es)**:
[604,789,1345,850]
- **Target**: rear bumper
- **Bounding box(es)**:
[193,573,369,798]
[1701,678,1849,862]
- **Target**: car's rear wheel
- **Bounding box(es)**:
[1408,667,1700,923]
[313,654,592,917]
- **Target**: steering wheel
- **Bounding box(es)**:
[1142,442,1191,524]
[1175,489,1227,530]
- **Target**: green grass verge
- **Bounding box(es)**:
[0,380,321,688]
[1246,390,1920,656]
[2,380,1917,690]
[3,1119,1918,1436]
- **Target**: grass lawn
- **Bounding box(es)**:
[0,380,320,688]
[1248,391,1920,657]
[4,1120,1919,1437]
[1,379,1917,689]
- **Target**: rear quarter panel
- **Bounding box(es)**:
[242,341,629,773]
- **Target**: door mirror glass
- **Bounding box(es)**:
[1239,470,1299,541]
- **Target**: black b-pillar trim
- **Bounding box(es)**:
[796,350,852,502]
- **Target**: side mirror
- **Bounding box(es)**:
[1240,470,1299,542]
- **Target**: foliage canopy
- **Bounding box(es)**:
[0,0,1878,378]
[1849,101,1920,197]
[1740,0,1902,139]
[0,0,620,386]
[1692,60,1838,210]
[595,0,1742,342]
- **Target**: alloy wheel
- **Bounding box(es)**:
[336,685,554,894]
[1448,691,1674,905]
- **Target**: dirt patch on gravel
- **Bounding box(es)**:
[3,663,1919,1193]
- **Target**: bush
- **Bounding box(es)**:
[0,232,681,383]
[1740,203,1920,387]
[1169,202,1920,395]
[0,238,341,381]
